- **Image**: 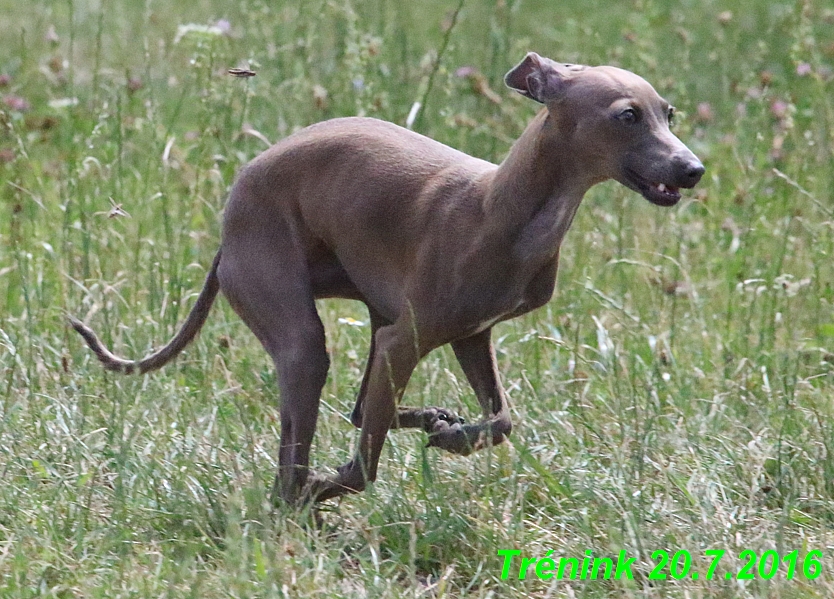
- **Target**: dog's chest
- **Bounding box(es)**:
[457,256,560,338]
[509,257,560,317]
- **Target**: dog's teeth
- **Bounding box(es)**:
[657,183,667,192]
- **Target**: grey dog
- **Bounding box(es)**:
[71,52,705,504]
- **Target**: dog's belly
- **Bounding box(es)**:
[308,251,405,323]
[308,252,368,301]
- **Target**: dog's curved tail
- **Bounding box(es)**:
[69,250,222,375]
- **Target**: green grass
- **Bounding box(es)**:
[1,0,833,596]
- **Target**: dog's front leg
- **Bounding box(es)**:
[349,307,466,435]
[306,322,421,502]
[426,328,512,455]
[349,305,388,429]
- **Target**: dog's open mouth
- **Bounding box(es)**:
[621,169,681,207]
[645,181,681,206]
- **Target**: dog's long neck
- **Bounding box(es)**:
[484,108,598,271]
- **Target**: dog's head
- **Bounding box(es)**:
[505,52,704,206]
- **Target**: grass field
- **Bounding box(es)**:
[1,0,833,596]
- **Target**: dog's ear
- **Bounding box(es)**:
[504,52,582,103]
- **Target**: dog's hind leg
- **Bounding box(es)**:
[217,236,329,506]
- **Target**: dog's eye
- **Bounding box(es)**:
[617,107,639,124]
[667,106,676,125]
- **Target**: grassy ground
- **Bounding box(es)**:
[1,0,833,596]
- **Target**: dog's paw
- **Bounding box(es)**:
[426,422,479,456]
[299,472,331,503]
[426,420,511,456]
[421,407,465,435]
[422,407,472,455]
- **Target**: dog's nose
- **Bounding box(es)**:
[672,154,705,188]
[684,160,705,185]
